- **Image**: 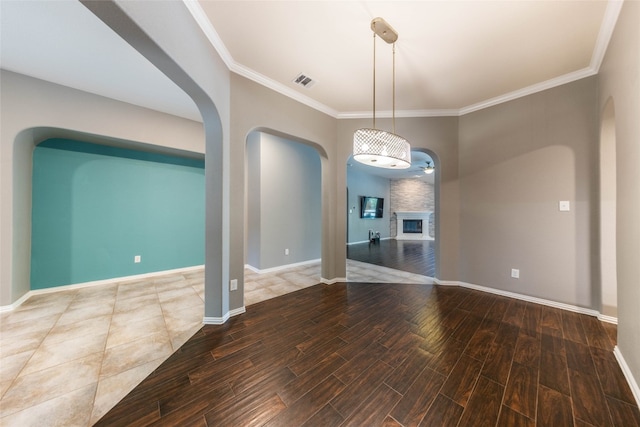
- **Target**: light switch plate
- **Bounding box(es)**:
[559,201,570,212]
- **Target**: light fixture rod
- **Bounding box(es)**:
[393,42,396,134]
[353,17,410,170]
[372,32,376,129]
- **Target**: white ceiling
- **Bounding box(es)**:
[197,0,614,117]
[0,0,619,124]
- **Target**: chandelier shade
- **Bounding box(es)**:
[353,128,411,169]
[353,17,411,169]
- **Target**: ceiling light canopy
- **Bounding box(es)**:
[423,161,435,174]
[353,18,411,170]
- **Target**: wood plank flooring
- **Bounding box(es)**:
[95,283,639,426]
[347,240,436,278]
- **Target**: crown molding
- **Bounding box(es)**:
[184,0,338,118]
[591,0,624,72]
[459,67,598,116]
[338,109,460,120]
[183,0,234,69]
[185,0,622,120]
[231,63,339,118]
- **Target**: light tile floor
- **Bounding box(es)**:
[0,260,432,426]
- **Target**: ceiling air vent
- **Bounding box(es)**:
[293,73,316,89]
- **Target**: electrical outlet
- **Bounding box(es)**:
[285,248,289,255]
[230,279,238,291]
[511,269,520,279]
[134,255,141,263]
[559,201,570,211]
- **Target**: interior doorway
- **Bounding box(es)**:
[244,130,324,305]
[346,149,439,280]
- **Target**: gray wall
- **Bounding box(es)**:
[598,0,640,392]
[458,77,598,308]
[247,132,321,269]
[347,168,391,243]
[230,73,339,297]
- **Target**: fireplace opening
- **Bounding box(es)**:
[403,219,423,234]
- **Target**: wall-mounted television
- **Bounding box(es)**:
[360,196,384,219]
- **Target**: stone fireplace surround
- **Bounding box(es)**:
[395,211,434,240]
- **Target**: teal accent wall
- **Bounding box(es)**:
[31,138,205,290]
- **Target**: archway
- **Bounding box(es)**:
[244,129,325,305]
[600,98,617,320]
[345,148,440,281]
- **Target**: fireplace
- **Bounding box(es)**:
[395,211,433,240]
[403,219,423,234]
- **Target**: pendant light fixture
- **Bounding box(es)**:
[353,17,411,169]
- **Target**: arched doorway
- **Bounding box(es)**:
[600,98,617,321]
[244,130,324,305]
[346,149,440,281]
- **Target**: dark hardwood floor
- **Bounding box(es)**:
[96,282,639,426]
[347,239,436,278]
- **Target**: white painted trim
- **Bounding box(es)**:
[591,0,624,72]
[183,0,234,68]
[457,280,600,316]
[0,265,205,312]
[598,313,618,324]
[0,292,32,313]
[337,109,459,119]
[459,68,597,115]
[347,240,370,246]
[433,279,602,317]
[229,306,246,317]
[183,0,337,118]
[614,345,640,408]
[232,64,338,118]
[185,0,624,119]
[433,279,457,286]
[203,306,246,325]
[244,259,321,275]
[347,237,393,246]
[322,277,347,285]
[203,315,228,325]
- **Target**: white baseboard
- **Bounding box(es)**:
[203,315,227,325]
[598,314,618,325]
[347,237,393,246]
[0,265,205,312]
[614,346,640,408]
[229,306,246,317]
[434,279,607,319]
[321,277,347,285]
[0,292,32,313]
[433,279,457,286]
[244,258,320,274]
[203,306,245,325]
